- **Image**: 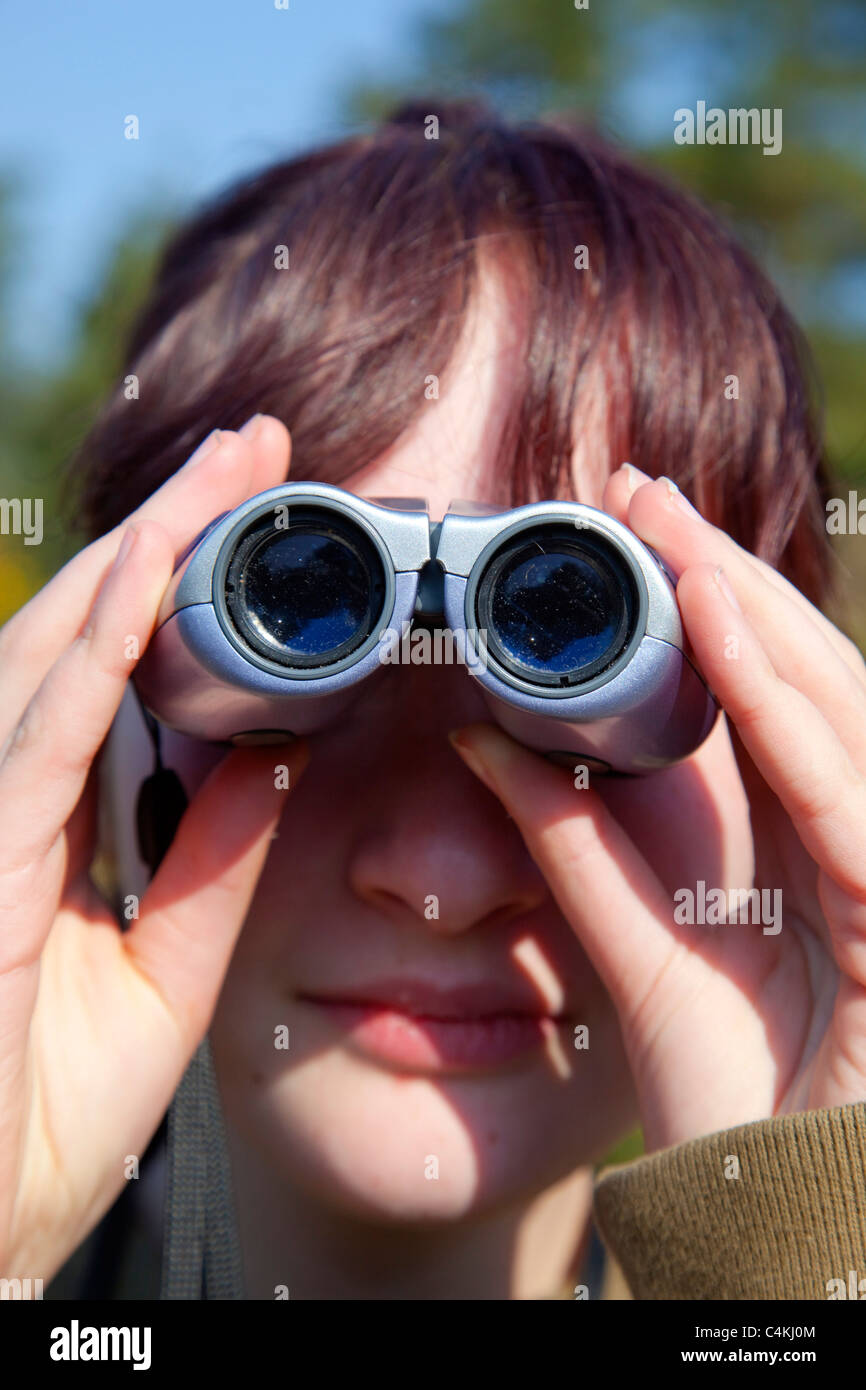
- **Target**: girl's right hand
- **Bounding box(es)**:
[0,415,308,1284]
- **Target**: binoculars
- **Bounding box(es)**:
[134,482,719,775]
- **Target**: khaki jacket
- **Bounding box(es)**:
[591,1101,866,1299]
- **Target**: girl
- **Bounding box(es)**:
[2,100,865,1300]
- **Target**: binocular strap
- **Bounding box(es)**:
[160,1035,245,1300]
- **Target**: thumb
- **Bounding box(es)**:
[124,738,309,1045]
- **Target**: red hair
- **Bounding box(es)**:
[69,98,835,607]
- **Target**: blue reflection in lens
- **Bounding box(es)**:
[490,551,619,674]
[243,531,371,657]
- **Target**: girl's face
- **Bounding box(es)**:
[149,265,752,1224]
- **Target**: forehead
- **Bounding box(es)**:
[342,257,531,522]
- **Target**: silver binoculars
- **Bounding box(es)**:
[134,482,719,775]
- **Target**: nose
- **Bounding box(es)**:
[346,674,550,938]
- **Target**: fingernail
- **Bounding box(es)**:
[661,476,701,519]
[621,462,645,497]
[714,565,742,613]
[182,428,222,469]
[112,523,140,571]
[448,728,499,795]
[238,413,264,440]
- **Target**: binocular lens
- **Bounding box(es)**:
[224,509,387,669]
[476,527,637,687]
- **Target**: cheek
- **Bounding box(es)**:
[215,735,358,963]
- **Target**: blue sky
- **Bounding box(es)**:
[0,0,445,369]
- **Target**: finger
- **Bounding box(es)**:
[62,760,101,888]
[0,416,292,736]
[447,722,688,1028]
[604,466,866,770]
[601,460,650,522]
[604,461,864,677]
[124,738,309,1044]
[0,521,174,870]
[616,465,866,683]
[677,562,866,904]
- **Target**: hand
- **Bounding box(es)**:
[449,463,866,1151]
[0,416,308,1281]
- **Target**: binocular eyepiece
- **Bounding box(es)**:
[134,483,718,775]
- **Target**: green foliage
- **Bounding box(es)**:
[600,1126,646,1169]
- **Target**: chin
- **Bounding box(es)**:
[218,1035,636,1225]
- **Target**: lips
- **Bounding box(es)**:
[296,977,570,1073]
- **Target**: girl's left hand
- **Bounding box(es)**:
[450,463,866,1151]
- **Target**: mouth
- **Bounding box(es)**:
[295,981,572,1074]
